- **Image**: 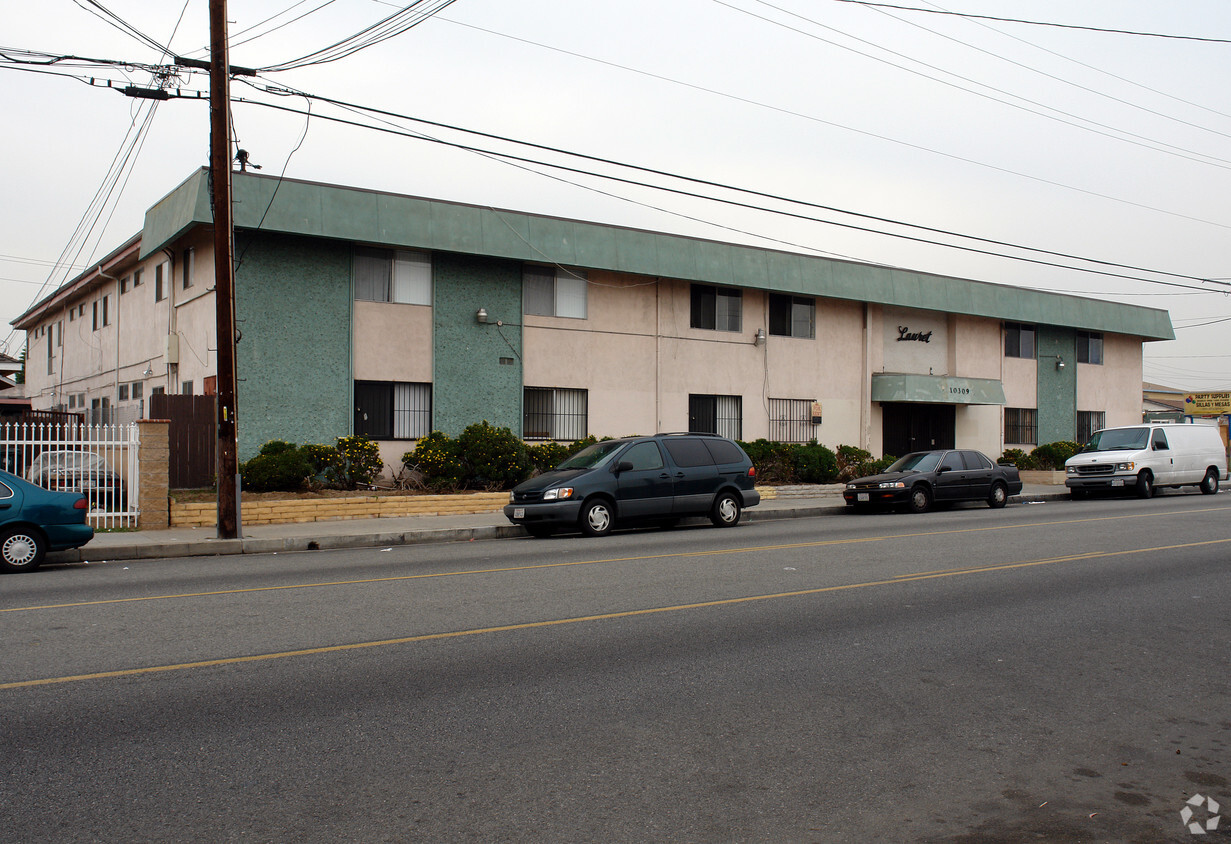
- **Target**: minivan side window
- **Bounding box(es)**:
[703,439,745,465]
[663,438,715,467]
[622,442,665,471]
[1152,429,1169,451]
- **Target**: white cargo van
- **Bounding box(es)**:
[1065,423,1227,499]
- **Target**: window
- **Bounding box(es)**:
[523,267,587,319]
[182,381,193,395]
[92,298,109,329]
[102,296,109,326]
[1004,322,1036,359]
[1151,428,1169,451]
[621,441,665,471]
[1004,407,1038,445]
[523,387,588,440]
[688,394,742,440]
[132,268,143,287]
[151,386,165,396]
[183,247,195,289]
[121,275,129,294]
[690,284,741,332]
[1077,331,1103,365]
[155,262,166,302]
[131,382,144,400]
[46,332,53,375]
[354,247,432,305]
[768,398,817,444]
[119,384,129,401]
[769,294,815,339]
[1077,410,1104,444]
[354,381,432,439]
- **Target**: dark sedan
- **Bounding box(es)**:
[843,449,1022,513]
[0,468,93,572]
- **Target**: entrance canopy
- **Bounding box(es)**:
[871,374,1006,405]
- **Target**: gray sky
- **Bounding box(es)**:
[3,0,1229,389]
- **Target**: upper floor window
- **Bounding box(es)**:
[769,294,815,339]
[354,247,432,305]
[690,284,741,332]
[1077,330,1103,365]
[523,267,587,319]
[1004,322,1036,359]
[93,297,110,330]
[132,268,143,287]
[183,247,195,289]
[155,262,167,302]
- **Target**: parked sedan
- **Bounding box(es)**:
[0,468,93,572]
[26,449,126,510]
[843,449,1022,513]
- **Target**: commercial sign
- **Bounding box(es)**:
[1184,392,1231,415]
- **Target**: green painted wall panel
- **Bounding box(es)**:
[432,254,523,436]
[1037,326,1076,444]
[234,233,353,459]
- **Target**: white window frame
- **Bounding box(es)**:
[523,267,587,319]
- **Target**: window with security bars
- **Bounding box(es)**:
[1077,410,1105,444]
[768,398,816,443]
[354,247,432,305]
[768,294,815,339]
[689,394,742,440]
[354,381,432,439]
[523,387,588,440]
[1004,407,1038,445]
[523,267,587,319]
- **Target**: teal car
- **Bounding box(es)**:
[0,469,93,573]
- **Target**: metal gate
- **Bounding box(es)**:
[0,422,140,529]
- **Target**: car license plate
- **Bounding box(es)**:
[1111,479,1124,487]
[80,480,96,490]
[857,493,869,502]
[513,508,525,519]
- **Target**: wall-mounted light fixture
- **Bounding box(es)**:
[1055,355,1065,370]
[143,367,153,377]
[754,328,766,346]
[475,308,489,324]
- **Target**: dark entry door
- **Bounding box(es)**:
[882,403,956,457]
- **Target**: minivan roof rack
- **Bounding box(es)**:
[655,431,724,437]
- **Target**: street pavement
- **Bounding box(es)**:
[51,484,1072,564]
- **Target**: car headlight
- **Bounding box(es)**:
[1066,466,1077,475]
[509,491,516,503]
[1116,462,1134,472]
[543,487,574,501]
[846,483,855,490]
[878,481,905,489]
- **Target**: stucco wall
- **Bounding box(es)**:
[1076,333,1144,429]
[234,233,352,459]
[1037,326,1077,444]
[353,300,433,382]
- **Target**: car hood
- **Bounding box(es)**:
[513,468,596,494]
[849,470,917,486]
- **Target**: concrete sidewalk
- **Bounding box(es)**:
[49,485,1073,564]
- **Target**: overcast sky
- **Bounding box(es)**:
[3,0,1229,390]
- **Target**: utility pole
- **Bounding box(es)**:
[210,0,240,539]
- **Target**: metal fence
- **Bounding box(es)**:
[0,422,140,529]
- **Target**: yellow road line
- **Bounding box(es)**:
[3,536,1229,692]
[4,504,1228,615]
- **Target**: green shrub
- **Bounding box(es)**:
[791,442,839,483]
[1030,441,1080,470]
[526,441,571,473]
[998,448,1035,470]
[240,442,314,492]
[835,444,874,482]
[404,431,465,490]
[458,421,532,489]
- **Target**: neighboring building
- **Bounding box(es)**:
[13,169,1175,470]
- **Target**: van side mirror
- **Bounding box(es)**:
[614,461,634,473]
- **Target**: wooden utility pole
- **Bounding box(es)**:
[209,0,240,538]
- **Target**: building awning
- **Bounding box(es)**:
[871,374,1006,405]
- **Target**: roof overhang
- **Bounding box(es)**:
[871,373,1007,405]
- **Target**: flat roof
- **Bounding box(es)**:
[136,168,1171,341]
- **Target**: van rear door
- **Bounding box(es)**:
[661,437,719,515]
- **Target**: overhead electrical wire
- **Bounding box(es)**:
[69,0,172,55]
[822,0,1231,44]
[234,82,1223,294]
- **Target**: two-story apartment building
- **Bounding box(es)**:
[14,169,1174,470]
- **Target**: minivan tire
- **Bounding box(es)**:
[1135,471,1153,499]
[710,492,741,527]
[1200,468,1220,495]
[579,499,615,536]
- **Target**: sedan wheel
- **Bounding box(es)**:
[0,527,46,573]
[579,500,614,537]
[987,482,1008,509]
[908,485,932,514]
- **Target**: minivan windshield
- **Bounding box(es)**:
[884,452,941,473]
[1083,427,1149,453]
[555,440,627,470]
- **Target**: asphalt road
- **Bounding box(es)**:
[2,492,1229,843]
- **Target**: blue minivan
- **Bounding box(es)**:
[504,433,760,537]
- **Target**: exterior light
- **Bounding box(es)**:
[754,328,766,346]
[476,308,488,324]
[1055,355,1065,370]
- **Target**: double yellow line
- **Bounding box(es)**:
[3,533,1228,691]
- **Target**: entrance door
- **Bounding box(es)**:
[882,403,956,457]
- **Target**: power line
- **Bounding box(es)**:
[824,0,1231,43]
[69,0,172,54]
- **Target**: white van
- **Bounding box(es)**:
[1065,423,1227,499]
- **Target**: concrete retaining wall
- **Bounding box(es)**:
[171,492,511,528]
